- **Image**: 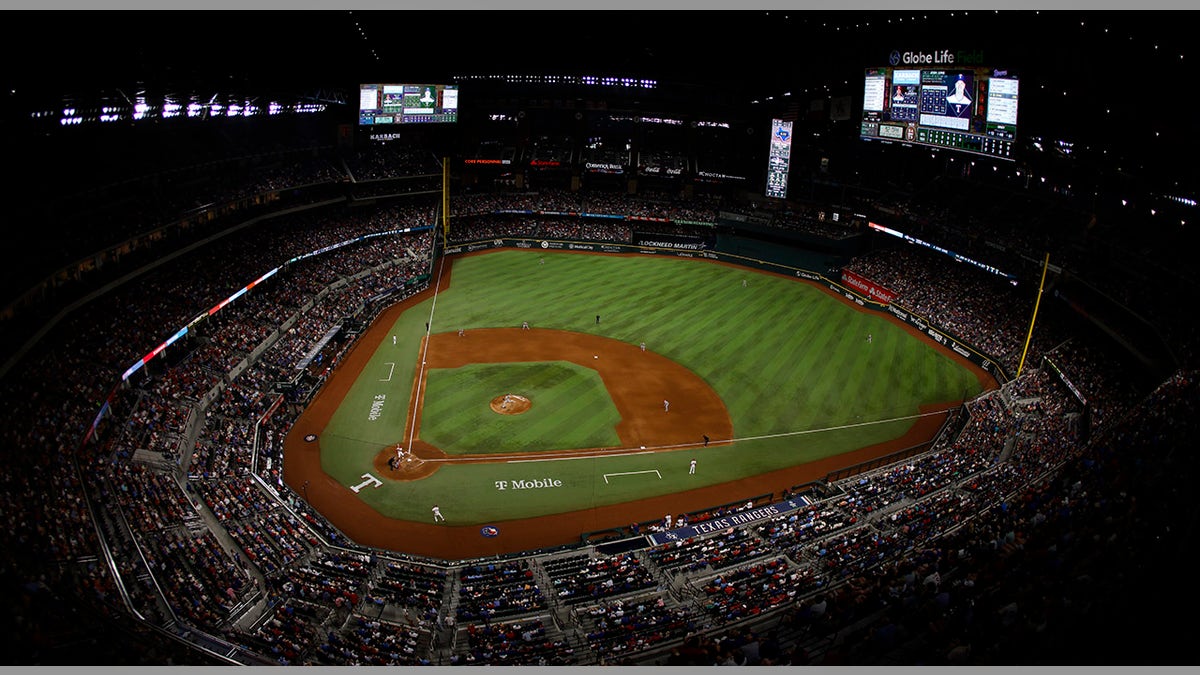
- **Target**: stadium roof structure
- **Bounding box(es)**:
[4,9,1197,183]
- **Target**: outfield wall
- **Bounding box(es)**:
[441,236,1009,383]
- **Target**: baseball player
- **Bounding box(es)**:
[458,328,465,337]
[522,321,530,330]
[664,514,672,530]
[432,505,445,522]
[392,335,397,345]
[640,342,646,352]
[867,333,873,343]
[689,459,697,475]
[742,279,748,288]
[663,399,670,413]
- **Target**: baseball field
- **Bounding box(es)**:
[283,248,992,559]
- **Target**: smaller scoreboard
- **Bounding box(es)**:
[765,119,793,199]
[359,84,459,125]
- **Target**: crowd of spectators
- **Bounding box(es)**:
[646,528,774,577]
[451,617,577,666]
[450,189,719,224]
[1,195,438,665]
[141,527,251,632]
[13,148,352,305]
[313,616,432,666]
[841,245,1063,375]
[367,560,447,622]
[455,560,546,623]
[577,594,694,661]
[544,552,656,604]
[3,174,1196,667]
[697,557,795,623]
[344,144,441,182]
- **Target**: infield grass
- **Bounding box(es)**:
[319,249,985,524]
[420,361,623,455]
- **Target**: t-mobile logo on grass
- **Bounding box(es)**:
[368,394,386,421]
[495,478,563,490]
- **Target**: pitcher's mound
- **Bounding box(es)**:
[490,394,531,415]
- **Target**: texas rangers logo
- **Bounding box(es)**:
[480,526,500,538]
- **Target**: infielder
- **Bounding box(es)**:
[663,399,670,413]
[432,505,445,522]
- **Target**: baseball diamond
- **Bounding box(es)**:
[6,10,1196,667]
[283,248,992,559]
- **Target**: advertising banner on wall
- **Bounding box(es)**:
[841,269,898,304]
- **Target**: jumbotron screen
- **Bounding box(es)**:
[859,66,1018,160]
[358,83,459,125]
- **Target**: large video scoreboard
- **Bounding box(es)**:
[860,65,1018,160]
[359,83,459,125]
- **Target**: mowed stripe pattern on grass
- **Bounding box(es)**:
[433,251,979,439]
[319,249,984,523]
[419,361,622,455]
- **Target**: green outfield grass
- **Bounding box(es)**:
[420,361,623,455]
[317,249,985,525]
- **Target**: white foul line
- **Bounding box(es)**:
[425,408,955,465]
[508,450,654,464]
[603,469,662,484]
[407,234,446,452]
[380,362,395,382]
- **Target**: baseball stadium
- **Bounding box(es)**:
[2,6,1198,668]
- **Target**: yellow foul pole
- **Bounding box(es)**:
[442,157,450,246]
[1017,253,1050,378]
